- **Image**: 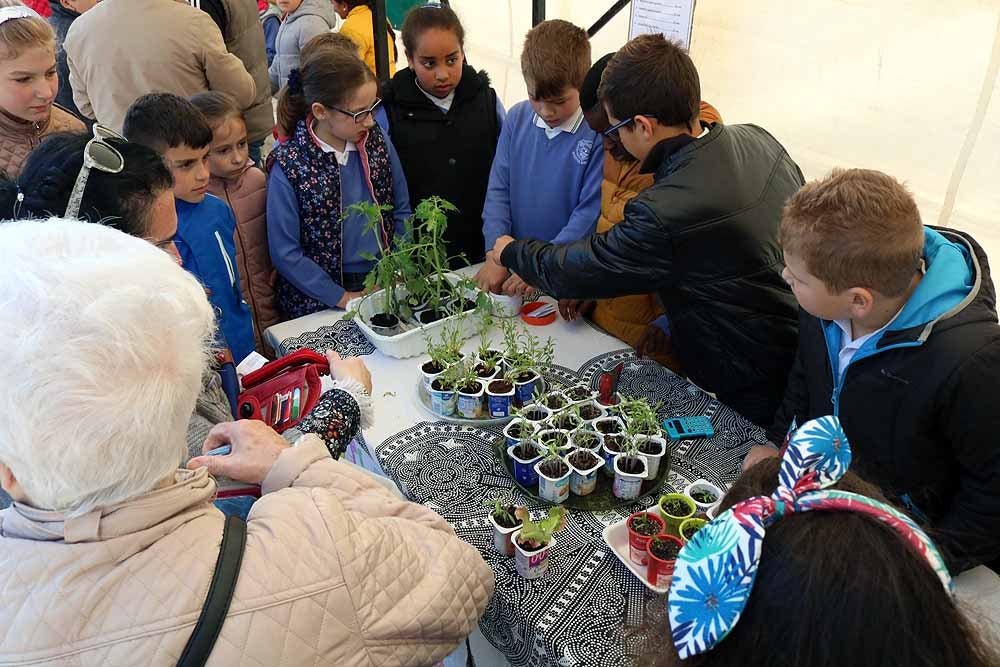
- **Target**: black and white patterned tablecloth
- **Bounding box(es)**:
[279,320,376,357]
[375,351,767,667]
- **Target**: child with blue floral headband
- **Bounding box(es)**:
[638,416,999,667]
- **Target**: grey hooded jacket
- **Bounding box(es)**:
[268,0,339,93]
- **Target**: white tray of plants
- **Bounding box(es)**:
[417,317,555,424]
[344,198,492,359]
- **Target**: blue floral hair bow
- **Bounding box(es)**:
[667,416,953,659]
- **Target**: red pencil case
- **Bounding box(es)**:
[237,349,329,433]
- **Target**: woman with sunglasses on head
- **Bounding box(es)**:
[268,46,411,318]
[0,0,82,178]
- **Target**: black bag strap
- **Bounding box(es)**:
[177,514,247,667]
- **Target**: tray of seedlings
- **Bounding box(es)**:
[493,393,672,510]
[416,317,554,425]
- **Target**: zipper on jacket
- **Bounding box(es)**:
[214,230,242,305]
[223,182,261,340]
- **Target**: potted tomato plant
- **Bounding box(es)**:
[566,448,603,496]
[626,511,666,565]
[658,493,697,537]
[533,441,571,503]
[647,534,684,586]
[485,498,522,556]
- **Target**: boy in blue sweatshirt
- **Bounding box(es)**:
[476,19,602,296]
[748,169,1000,573]
[124,93,256,365]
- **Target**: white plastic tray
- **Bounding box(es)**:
[602,506,672,594]
[346,272,485,359]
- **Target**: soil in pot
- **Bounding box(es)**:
[459,381,481,394]
[524,408,548,422]
[515,371,536,383]
[515,536,546,553]
[540,432,568,449]
[682,522,705,540]
[430,378,454,392]
[596,420,623,435]
[418,309,446,324]
[489,379,514,393]
[629,514,662,537]
[512,442,539,459]
[649,538,681,561]
[638,439,665,455]
[507,421,533,439]
[422,360,444,374]
[371,313,399,328]
[566,386,592,401]
[568,449,600,470]
[661,498,692,517]
[475,363,497,379]
[618,456,645,475]
[574,432,600,449]
[538,458,569,478]
[579,404,603,420]
[492,505,521,529]
[543,394,568,410]
[691,490,718,505]
[604,434,626,453]
[553,414,580,430]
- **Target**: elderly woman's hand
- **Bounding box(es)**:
[187,420,290,484]
[326,350,372,394]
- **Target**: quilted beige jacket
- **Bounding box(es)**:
[0,104,84,179]
[209,163,281,356]
[0,436,494,666]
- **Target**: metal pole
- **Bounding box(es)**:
[587,0,632,38]
[372,0,391,85]
[532,0,545,26]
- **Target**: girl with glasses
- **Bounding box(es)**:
[0,1,82,178]
[268,45,411,318]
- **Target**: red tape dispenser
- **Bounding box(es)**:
[237,349,329,433]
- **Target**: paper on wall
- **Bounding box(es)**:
[628,0,696,50]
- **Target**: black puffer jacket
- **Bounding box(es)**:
[501,123,804,425]
[769,228,1000,573]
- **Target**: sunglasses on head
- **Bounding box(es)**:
[64,124,126,219]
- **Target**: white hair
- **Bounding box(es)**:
[0,218,215,516]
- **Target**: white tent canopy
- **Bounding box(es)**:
[447,0,1000,261]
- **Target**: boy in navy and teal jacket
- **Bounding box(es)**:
[764,169,1000,574]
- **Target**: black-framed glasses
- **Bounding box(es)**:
[328,98,382,124]
[603,114,656,137]
[65,124,126,219]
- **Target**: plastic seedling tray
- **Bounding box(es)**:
[346,272,485,359]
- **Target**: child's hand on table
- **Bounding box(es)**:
[476,252,510,292]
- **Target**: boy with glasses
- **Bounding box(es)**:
[125,92,256,365]
[493,34,804,427]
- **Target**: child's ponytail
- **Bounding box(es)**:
[276,48,375,139]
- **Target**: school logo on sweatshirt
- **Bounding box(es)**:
[573,139,593,166]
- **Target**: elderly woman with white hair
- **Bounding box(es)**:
[0,218,495,665]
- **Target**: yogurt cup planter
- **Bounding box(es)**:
[428,378,457,416]
[490,292,523,318]
[503,418,539,448]
[626,511,666,565]
[570,428,603,453]
[679,517,708,543]
[519,403,552,425]
[488,506,522,556]
[684,479,724,515]
[612,454,648,500]
[537,428,571,453]
[512,530,556,579]
[634,435,668,479]
[600,434,628,476]
[512,370,541,407]
[566,448,603,496]
[564,384,597,404]
[576,400,607,425]
[534,456,572,504]
[420,359,445,390]
[456,380,485,419]
[594,416,625,436]
[647,534,684,586]
[486,378,516,418]
[540,391,570,412]
[508,440,544,487]
[550,411,582,432]
[658,493,697,537]
[474,361,501,382]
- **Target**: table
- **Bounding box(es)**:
[264,301,1000,665]
[266,300,769,666]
